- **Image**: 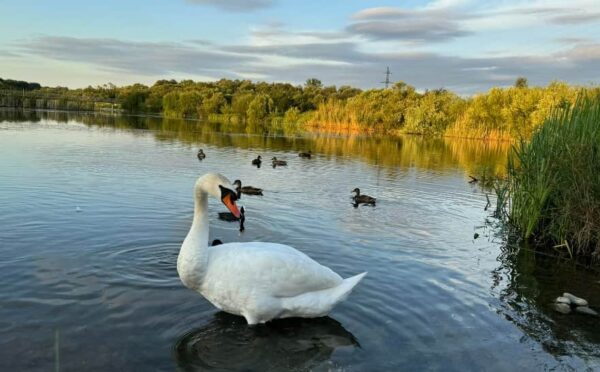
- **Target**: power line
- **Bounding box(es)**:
[381,66,392,88]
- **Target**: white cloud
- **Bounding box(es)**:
[13,33,600,94]
[5,0,600,93]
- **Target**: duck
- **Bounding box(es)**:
[197,149,206,160]
[211,239,223,246]
[251,155,262,167]
[233,179,263,196]
[352,188,376,205]
[298,150,312,158]
[178,173,366,325]
[272,157,287,167]
[217,206,245,231]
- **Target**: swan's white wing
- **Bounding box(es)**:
[206,242,342,297]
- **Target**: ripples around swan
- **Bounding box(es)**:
[1,111,600,371]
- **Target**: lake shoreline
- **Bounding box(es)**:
[0,107,516,143]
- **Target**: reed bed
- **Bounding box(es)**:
[505,95,600,258]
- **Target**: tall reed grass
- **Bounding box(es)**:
[506,95,600,258]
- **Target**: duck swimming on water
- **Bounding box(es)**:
[298,150,312,158]
[272,157,287,167]
[197,149,206,160]
[251,156,262,167]
[233,179,263,197]
[218,206,245,231]
[352,188,376,206]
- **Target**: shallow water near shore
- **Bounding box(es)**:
[1,110,600,371]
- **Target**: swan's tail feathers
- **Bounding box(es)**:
[280,272,367,318]
[332,272,367,304]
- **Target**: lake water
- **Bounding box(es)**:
[1,110,600,371]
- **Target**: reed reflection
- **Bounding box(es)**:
[3,109,509,178]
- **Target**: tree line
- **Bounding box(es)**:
[1,76,598,140]
[0,78,41,91]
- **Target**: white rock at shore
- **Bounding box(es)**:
[563,292,588,307]
[553,303,571,314]
[555,296,571,304]
[575,306,598,316]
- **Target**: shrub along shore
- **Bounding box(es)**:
[1,77,598,141]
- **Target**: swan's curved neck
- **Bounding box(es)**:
[192,191,210,242]
[177,189,210,289]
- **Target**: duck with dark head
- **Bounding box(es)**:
[251,155,262,168]
[217,206,245,232]
[233,179,263,197]
[272,157,287,167]
[299,150,312,159]
[352,188,376,207]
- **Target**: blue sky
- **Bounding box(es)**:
[1,0,599,94]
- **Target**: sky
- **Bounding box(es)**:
[0,0,599,94]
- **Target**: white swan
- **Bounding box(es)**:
[177,173,366,325]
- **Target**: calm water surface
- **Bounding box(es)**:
[1,110,600,371]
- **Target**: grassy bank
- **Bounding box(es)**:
[499,95,600,259]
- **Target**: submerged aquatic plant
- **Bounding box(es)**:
[505,94,600,258]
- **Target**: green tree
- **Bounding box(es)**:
[231,92,255,119]
[305,78,323,89]
[515,77,528,88]
[247,93,274,123]
[202,92,227,115]
[118,84,149,112]
[178,91,202,118]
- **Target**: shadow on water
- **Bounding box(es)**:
[173,313,359,372]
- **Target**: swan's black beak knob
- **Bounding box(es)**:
[220,186,241,218]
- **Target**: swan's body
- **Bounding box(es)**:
[178,173,366,325]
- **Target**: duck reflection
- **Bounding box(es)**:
[173,312,359,371]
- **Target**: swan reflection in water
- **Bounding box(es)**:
[173,312,359,371]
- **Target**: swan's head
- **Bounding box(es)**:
[195,173,241,218]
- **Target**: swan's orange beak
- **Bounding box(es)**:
[222,193,241,218]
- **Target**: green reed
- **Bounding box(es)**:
[505,94,600,258]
